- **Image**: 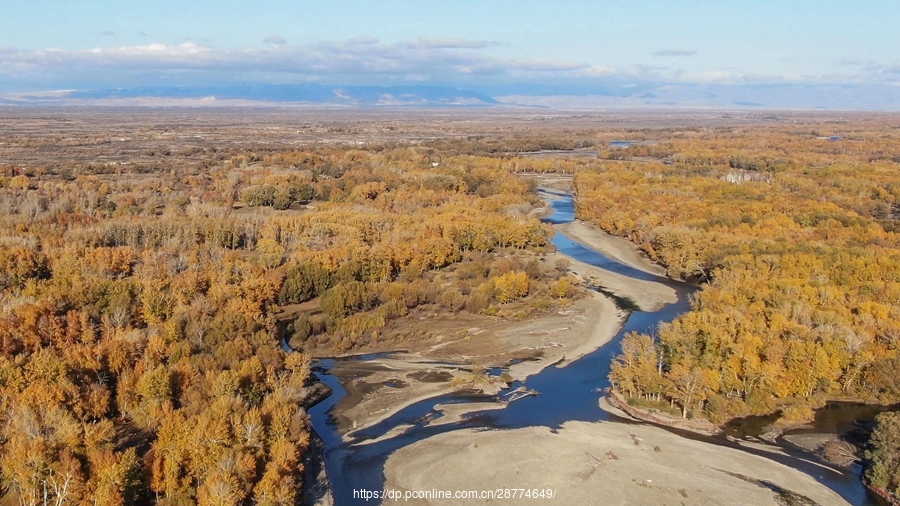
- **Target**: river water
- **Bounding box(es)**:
[308,193,881,506]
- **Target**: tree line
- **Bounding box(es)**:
[576,123,900,426]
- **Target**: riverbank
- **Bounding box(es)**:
[315,187,683,498]
[300,382,335,506]
[604,389,721,435]
[549,249,676,312]
[536,197,677,312]
[556,220,667,277]
[383,420,849,506]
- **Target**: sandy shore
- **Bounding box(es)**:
[430,402,503,427]
[505,291,625,375]
[550,250,677,312]
[384,421,849,506]
[556,220,667,277]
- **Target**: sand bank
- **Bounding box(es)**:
[384,421,849,506]
[550,250,677,312]
[556,220,666,277]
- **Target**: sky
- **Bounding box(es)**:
[1,0,899,93]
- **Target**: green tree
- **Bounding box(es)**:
[866,411,900,496]
[278,262,333,304]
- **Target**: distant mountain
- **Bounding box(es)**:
[489,83,900,111]
[43,84,500,107]
[3,82,900,110]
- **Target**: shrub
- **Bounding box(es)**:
[775,403,816,427]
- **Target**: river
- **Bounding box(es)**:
[307,192,882,506]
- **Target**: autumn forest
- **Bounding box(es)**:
[2,110,900,504]
[0,111,583,505]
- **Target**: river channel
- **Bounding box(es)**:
[307,192,882,505]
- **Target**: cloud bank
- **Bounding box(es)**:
[0,38,607,90]
[0,37,897,92]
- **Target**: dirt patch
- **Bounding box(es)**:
[429,402,503,426]
[784,433,839,454]
[406,370,454,383]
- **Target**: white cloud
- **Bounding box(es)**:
[693,70,740,83]
[0,37,894,90]
[0,38,593,86]
[852,61,900,83]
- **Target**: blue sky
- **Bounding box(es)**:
[1,0,899,92]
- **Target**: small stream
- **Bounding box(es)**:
[308,192,882,505]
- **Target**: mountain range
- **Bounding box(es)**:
[2,82,900,110]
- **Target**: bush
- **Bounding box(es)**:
[704,393,751,424]
[440,288,466,312]
[241,185,276,206]
[279,261,333,304]
[775,403,816,427]
[493,271,529,303]
[321,281,375,319]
